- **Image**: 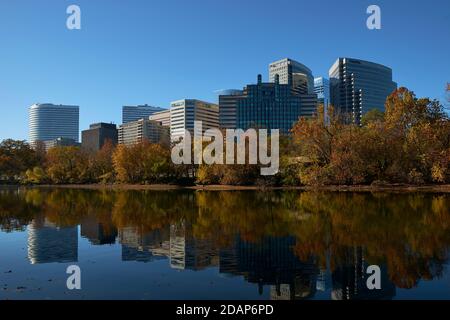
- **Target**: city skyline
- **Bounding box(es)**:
[1,0,449,141]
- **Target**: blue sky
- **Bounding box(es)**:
[0,0,449,141]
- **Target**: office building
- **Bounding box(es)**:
[314,77,330,107]
[118,119,169,146]
[217,89,244,129]
[233,75,317,134]
[149,109,171,127]
[122,105,165,124]
[43,137,80,151]
[269,58,314,94]
[170,99,219,141]
[28,103,79,147]
[82,122,118,153]
[329,58,397,124]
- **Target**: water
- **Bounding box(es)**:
[1,187,450,300]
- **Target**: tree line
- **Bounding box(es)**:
[0,87,449,186]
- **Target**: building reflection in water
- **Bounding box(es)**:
[27,216,78,264]
[169,222,218,270]
[120,226,170,263]
[118,221,218,270]
[80,215,118,245]
[220,236,318,300]
[24,214,397,300]
[331,247,396,300]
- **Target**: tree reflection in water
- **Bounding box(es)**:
[1,188,450,299]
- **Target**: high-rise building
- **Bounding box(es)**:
[28,103,79,146]
[314,77,330,118]
[118,119,169,146]
[149,109,171,127]
[329,58,397,124]
[170,99,219,141]
[217,89,244,129]
[122,105,165,124]
[269,58,314,94]
[233,75,317,134]
[314,77,330,107]
[81,122,118,153]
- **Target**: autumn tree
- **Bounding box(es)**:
[88,139,116,183]
[0,139,40,182]
[112,140,172,184]
[46,146,90,184]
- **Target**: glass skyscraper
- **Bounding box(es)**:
[314,77,330,107]
[28,103,79,146]
[217,89,244,129]
[122,104,166,124]
[269,58,315,95]
[329,58,397,124]
[235,75,317,134]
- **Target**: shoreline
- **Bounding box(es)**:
[2,183,450,193]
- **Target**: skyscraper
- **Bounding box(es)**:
[329,58,397,124]
[28,103,79,146]
[122,105,165,124]
[314,77,330,119]
[269,58,315,94]
[233,75,317,134]
[314,77,330,107]
[170,99,219,141]
[217,89,244,129]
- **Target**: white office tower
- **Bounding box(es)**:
[28,103,79,147]
[170,99,219,141]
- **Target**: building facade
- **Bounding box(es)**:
[118,119,169,146]
[314,77,330,107]
[149,109,171,127]
[43,137,80,151]
[217,89,244,130]
[329,58,397,124]
[170,99,219,141]
[228,75,317,134]
[269,58,315,94]
[28,103,79,146]
[122,105,166,124]
[314,77,330,119]
[81,123,118,153]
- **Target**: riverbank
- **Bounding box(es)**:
[3,183,450,193]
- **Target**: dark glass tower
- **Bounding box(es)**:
[234,75,317,134]
[329,58,397,124]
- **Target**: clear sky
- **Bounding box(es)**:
[0,0,449,141]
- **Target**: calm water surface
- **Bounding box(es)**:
[1,187,450,300]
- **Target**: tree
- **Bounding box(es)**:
[361,109,384,126]
[0,139,40,182]
[46,146,90,184]
[112,141,172,184]
[89,139,116,183]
